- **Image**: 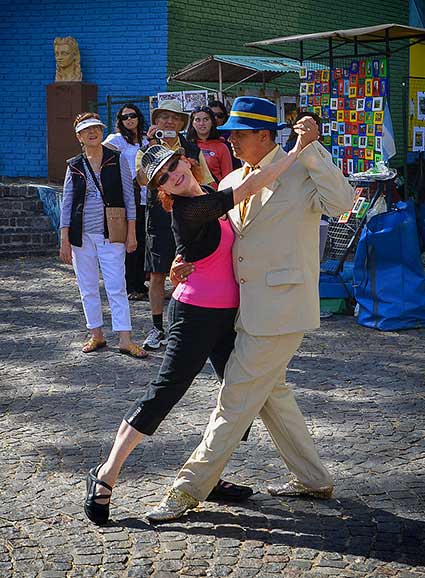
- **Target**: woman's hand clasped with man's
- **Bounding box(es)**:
[292,116,320,152]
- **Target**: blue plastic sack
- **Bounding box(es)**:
[418,202,425,251]
[37,186,61,234]
[353,200,425,330]
[320,261,354,298]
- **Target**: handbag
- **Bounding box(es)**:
[84,157,127,243]
[105,206,127,243]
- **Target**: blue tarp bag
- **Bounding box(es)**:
[353,200,425,330]
[418,202,425,251]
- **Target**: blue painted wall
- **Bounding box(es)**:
[0,0,168,178]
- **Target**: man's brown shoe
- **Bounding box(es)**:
[267,477,333,499]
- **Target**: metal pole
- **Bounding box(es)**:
[218,62,223,101]
[385,28,391,59]
[402,79,408,198]
[385,29,391,109]
[106,95,112,133]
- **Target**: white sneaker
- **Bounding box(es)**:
[143,327,167,350]
[267,476,333,499]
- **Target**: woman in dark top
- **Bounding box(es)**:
[84,142,302,525]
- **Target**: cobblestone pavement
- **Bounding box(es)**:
[1,256,424,578]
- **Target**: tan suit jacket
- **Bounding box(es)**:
[219,141,353,336]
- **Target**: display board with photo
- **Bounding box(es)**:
[299,58,388,175]
[156,90,209,113]
[182,90,208,111]
[407,79,425,153]
[157,91,184,108]
[418,92,425,121]
[413,126,425,151]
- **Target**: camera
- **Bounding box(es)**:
[155,129,177,139]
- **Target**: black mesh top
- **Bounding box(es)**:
[171,186,235,262]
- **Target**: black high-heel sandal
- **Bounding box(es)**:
[84,465,113,525]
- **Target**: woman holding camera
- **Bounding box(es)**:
[104,103,149,301]
[59,112,147,358]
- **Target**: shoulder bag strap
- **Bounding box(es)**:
[83,156,107,205]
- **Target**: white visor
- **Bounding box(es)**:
[75,118,106,133]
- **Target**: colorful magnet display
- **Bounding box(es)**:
[299,58,388,175]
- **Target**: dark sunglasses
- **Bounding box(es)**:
[213,112,226,119]
[193,106,212,114]
[120,112,138,121]
[156,157,180,187]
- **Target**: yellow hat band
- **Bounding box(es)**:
[230,111,278,123]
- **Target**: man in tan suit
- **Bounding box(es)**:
[146,97,354,522]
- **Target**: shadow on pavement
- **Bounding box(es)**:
[117,496,425,567]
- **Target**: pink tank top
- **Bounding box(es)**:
[172,218,240,308]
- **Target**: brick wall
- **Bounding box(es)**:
[168,0,410,165]
[0,0,168,178]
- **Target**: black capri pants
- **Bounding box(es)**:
[124,298,237,435]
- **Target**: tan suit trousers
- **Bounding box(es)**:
[173,317,333,501]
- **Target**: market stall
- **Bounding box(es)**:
[246,24,425,178]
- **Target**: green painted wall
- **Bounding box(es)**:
[168,0,410,165]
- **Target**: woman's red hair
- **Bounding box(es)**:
[155,155,203,212]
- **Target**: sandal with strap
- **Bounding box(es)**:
[84,464,113,525]
[119,343,148,359]
[82,337,107,353]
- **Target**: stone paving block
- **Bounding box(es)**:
[156,559,184,572]
[127,561,154,576]
[206,566,233,577]
[39,570,67,578]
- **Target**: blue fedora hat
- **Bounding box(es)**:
[217,96,285,131]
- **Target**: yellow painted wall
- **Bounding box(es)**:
[408,43,425,150]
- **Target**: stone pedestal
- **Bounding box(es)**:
[46,82,98,183]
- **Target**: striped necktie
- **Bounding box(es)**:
[239,164,259,224]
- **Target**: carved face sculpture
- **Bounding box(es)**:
[54,42,75,70]
[54,36,82,82]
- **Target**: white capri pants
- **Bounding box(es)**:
[71,233,131,332]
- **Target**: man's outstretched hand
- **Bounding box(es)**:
[169,254,195,287]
